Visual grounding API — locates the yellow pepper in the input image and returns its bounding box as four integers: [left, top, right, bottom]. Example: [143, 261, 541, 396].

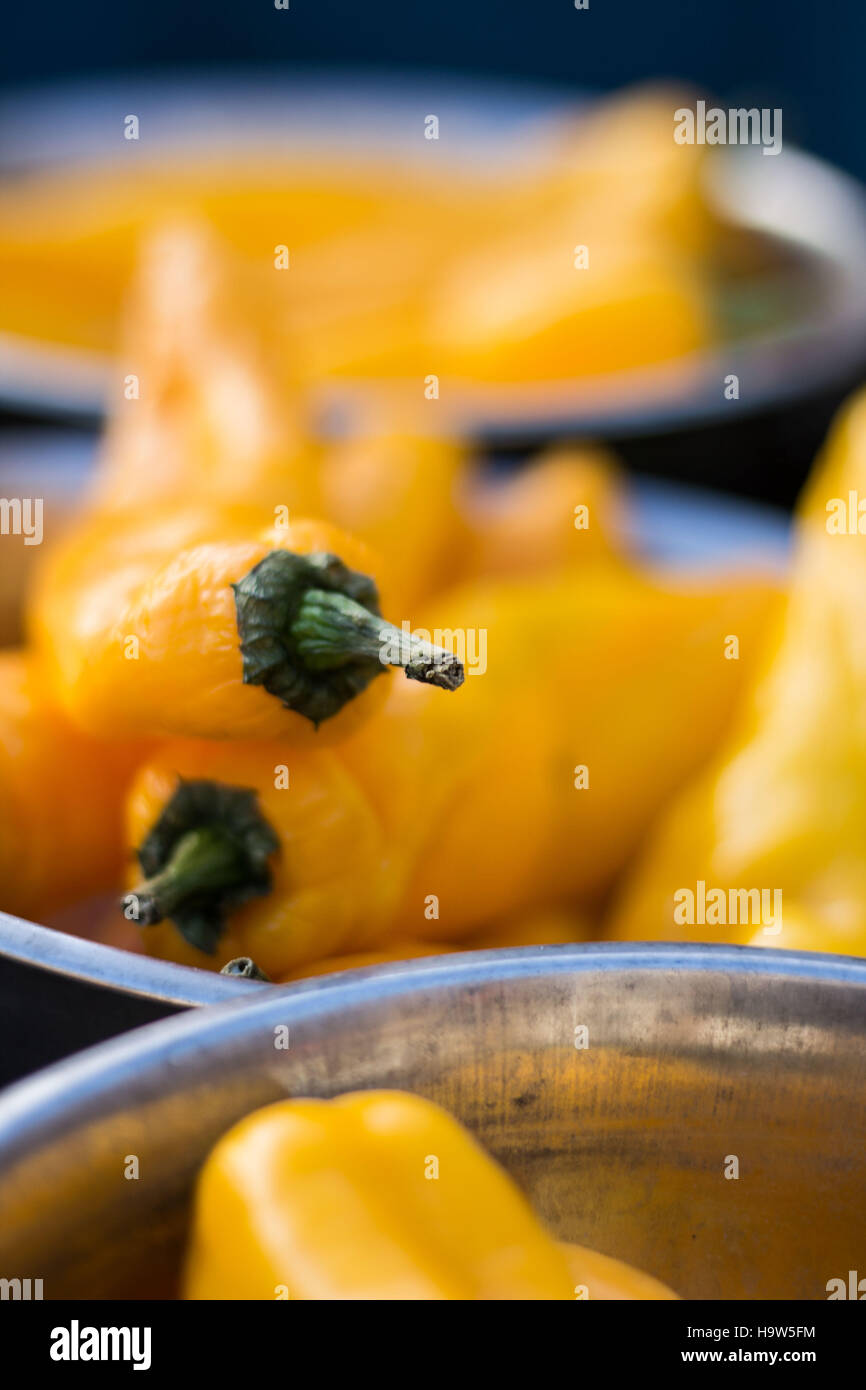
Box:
[460, 445, 626, 583]
[31, 227, 476, 736]
[608, 387, 866, 957]
[0, 87, 717, 388]
[123, 738, 390, 971]
[341, 564, 780, 936]
[91, 220, 321, 520]
[423, 88, 717, 385]
[0, 650, 145, 920]
[320, 424, 469, 609]
[31, 507, 463, 746]
[183, 1091, 677, 1299]
[429, 228, 711, 386]
[532, 85, 718, 259]
[0, 153, 480, 360]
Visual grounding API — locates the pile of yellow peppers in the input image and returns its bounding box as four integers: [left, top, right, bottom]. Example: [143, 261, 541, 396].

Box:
[1, 178, 862, 971]
[1, 212, 789, 979]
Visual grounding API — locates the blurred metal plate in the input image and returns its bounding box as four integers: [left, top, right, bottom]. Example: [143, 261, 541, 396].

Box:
[0, 943, 863, 1299]
[1, 72, 865, 436]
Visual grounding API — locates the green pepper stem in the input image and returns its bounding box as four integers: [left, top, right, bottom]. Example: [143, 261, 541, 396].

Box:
[291, 588, 465, 691]
[127, 827, 248, 926]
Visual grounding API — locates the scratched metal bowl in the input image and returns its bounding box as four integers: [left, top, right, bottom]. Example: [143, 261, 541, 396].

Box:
[0, 943, 863, 1300]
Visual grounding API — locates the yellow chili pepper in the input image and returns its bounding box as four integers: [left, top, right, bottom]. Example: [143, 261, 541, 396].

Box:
[123, 738, 389, 971]
[0, 650, 144, 920]
[534, 84, 718, 259]
[32, 507, 463, 746]
[183, 1090, 576, 1300]
[460, 445, 626, 582]
[91, 220, 321, 520]
[0, 86, 714, 385]
[428, 230, 710, 386]
[183, 1090, 677, 1300]
[608, 387, 866, 956]
[341, 564, 780, 937]
[320, 424, 469, 609]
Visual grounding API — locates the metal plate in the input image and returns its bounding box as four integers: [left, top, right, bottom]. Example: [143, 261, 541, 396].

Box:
[0, 943, 863, 1299]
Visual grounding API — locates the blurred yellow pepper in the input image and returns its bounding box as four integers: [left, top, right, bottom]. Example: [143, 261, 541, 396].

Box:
[0, 85, 722, 392]
[532, 85, 718, 260]
[339, 563, 779, 937]
[91, 221, 321, 520]
[459, 445, 626, 582]
[183, 1090, 677, 1300]
[429, 229, 711, 386]
[320, 424, 470, 610]
[0, 650, 144, 920]
[608, 388, 866, 957]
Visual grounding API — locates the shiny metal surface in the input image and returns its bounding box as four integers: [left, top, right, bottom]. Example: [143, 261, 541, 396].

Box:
[0, 943, 863, 1300]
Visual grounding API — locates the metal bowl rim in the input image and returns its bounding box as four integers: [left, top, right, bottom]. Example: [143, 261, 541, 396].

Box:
[0, 909, 258, 1006]
[1, 940, 864, 1155]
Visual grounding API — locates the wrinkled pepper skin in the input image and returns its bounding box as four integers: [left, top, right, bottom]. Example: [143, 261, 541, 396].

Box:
[0, 650, 144, 920]
[125, 739, 389, 976]
[183, 1091, 576, 1300]
[31, 506, 459, 746]
[608, 388, 866, 957]
[125, 562, 776, 969]
[340, 565, 780, 938]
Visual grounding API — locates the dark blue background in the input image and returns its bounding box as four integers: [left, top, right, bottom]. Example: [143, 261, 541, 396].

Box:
[4, 1, 863, 182]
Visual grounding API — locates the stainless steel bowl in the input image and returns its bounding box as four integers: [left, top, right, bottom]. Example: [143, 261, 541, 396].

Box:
[0, 943, 863, 1300]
